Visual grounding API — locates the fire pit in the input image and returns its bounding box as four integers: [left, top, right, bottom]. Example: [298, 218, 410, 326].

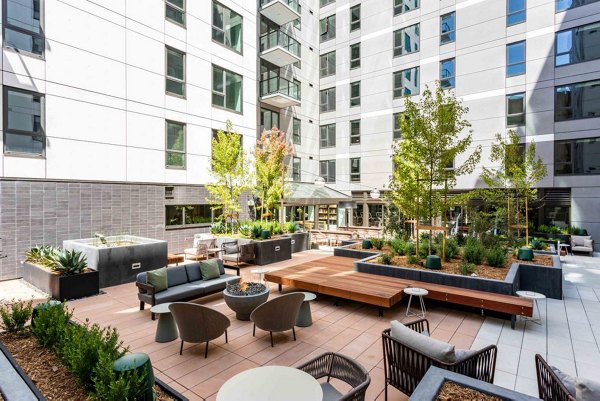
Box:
[223, 279, 269, 320]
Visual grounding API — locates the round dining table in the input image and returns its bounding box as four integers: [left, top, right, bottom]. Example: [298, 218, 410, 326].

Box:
[216, 365, 323, 401]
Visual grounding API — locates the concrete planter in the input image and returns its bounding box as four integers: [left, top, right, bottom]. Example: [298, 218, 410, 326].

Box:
[22, 262, 99, 300]
[223, 287, 270, 320]
[253, 237, 292, 265]
[63, 236, 168, 288]
[285, 232, 310, 253]
[334, 242, 381, 260]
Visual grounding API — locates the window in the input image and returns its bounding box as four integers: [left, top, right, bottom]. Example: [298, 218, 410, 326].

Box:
[440, 13, 455, 44]
[320, 51, 336, 77]
[394, 67, 420, 97]
[320, 87, 336, 112]
[320, 15, 336, 42]
[556, 22, 600, 66]
[507, 93, 525, 126]
[166, 121, 186, 168]
[440, 58, 455, 88]
[320, 160, 336, 183]
[507, 41, 526, 76]
[394, 24, 420, 56]
[393, 113, 402, 139]
[557, 0, 600, 12]
[350, 120, 360, 144]
[350, 43, 360, 69]
[556, 80, 600, 121]
[350, 81, 360, 107]
[321, 0, 335, 6]
[166, 204, 212, 227]
[350, 4, 360, 31]
[320, 124, 336, 148]
[166, 0, 185, 26]
[212, 65, 243, 113]
[292, 118, 301, 144]
[260, 108, 279, 131]
[292, 157, 301, 181]
[166, 47, 185, 97]
[350, 158, 361, 182]
[212, 1, 243, 53]
[555, 137, 600, 175]
[507, 0, 526, 26]
[394, 0, 419, 15]
[3, 0, 43, 55]
[3, 87, 44, 155]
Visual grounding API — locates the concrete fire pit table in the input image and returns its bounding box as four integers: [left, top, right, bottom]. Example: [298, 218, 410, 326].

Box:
[223, 283, 270, 320]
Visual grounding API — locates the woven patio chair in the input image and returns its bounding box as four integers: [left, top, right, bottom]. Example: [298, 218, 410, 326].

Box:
[250, 292, 304, 347]
[535, 354, 576, 401]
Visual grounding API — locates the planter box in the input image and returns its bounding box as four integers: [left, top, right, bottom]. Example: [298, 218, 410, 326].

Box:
[286, 232, 310, 253]
[63, 236, 168, 288]
[518, 255, 563, 299]
[0, 339, 46, 401]
[410, 367, 538, 401]
[334, 242, 381, 260]
[22, 262, 99, 300]
[253, 237, 292, 265]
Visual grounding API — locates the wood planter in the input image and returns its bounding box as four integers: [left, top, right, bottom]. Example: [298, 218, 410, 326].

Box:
[22, 262, 99, 301]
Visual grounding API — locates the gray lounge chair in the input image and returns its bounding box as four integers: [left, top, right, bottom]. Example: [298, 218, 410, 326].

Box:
[250, 292, 304, 347]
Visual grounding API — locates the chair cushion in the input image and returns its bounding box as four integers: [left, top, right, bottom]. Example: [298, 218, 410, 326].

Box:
[584, 239, 593, 248]
[455, 348, 478, 362]
[576, 377, 600, 401]
[321, 382, 343, 401]
[573, 246, 593, 253]
[224, 244, 239, 255]
[184, 247, 197, 255]
[551, 366, 576, 396]
[167, 266, 189, 287]
[146, 267, 168, 293]
[390, 320, 456, 363]
[572, 236, 591, 247]
[222, 253, 240, 262]
[185, 263, 202, 282]
[200, 259, 220, 281]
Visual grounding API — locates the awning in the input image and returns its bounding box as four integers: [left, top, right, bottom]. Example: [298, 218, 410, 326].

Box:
[283, 182, 351, 206]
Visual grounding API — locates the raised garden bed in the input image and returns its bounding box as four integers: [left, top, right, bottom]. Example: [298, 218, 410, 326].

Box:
[285, 232, 310, 253]
[334, 241, 381, 260]
[22, 262, 99, 301]
[253, 237, 292, 265]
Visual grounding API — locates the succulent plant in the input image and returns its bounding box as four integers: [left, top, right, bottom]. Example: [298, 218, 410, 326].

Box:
[51, 249, 88, 276]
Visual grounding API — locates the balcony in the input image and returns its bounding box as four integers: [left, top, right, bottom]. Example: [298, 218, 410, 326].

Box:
[259, 0, 300, 26]
[260, 77, 301, 108]
[260, 30, 301, 67]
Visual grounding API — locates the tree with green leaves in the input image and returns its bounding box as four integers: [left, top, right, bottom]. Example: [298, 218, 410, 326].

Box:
[480, 130, 547, 245]
[389, 84, 482, 255]
[206, 120, 252, 233]
[254, 127, 293, 222]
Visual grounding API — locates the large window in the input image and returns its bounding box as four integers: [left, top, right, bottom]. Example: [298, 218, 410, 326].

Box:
[320, 15, 336, 42]
[320, 0, 335, 6]
[166, 205, 212, 227]
[166, 0, 185, 26]
[350, 158, 361, 182]
[3, 87, 44, 155]
[350, 119, 360, 144]
[320, 124, 336, 148]
[507, 0, 526, 26]
[212, 1, 242, 53]
[166, 47, 185, 97]
[166, 121, 186, 169]
[350, 81, 360, 107]
[394, 24, 420, 57]
[320, 51, 336, 77]
[350, 4, 360, 31]
[394, 0, 420, 15]
[260, 108, 279, 131]
[556, 22, 600, 67]
[320, 160, 336, 183]
[292, 157, 301, 181]
[3, 0, 44, 56]
[555, 80, 600, 121]
[440, 12, 455, 44]
[555, 137, 600, 175]
[292, 118, 301, 144]
[320, 87, 336, 112]
[440, 58, 455, 89]
[507, 93, 525, 127]
[507, 41, 526, 76]
[557, 0, 600, 12]
[212, 65, 243, 113]
[394, 66, 420, 97]
[350, 43, 360, 69]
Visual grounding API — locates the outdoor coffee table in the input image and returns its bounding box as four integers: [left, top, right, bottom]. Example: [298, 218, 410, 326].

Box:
[516, 290, 546, 325]
[150, 303, 178, 343]
[296, 292, 317, 327]
[404, 287, 428, 318]
[167, 253, 184, 266]
[216, 366, 322, 401]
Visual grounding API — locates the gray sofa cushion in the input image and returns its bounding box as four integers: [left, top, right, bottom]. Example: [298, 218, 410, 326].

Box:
[167, 266, 189, 287]
[551, 366, 576, 396]
[390, 320, 456, 363]
[216, 259, 225, 275]
[576, 377, 600, 401]
[191, 274, 240, 293]
[154, 283, 204, 303]
[185, 263, 202, 282]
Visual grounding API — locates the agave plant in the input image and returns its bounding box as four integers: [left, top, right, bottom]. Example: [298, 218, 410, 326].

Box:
[25, 246, 43, 263]
[25, 245, 60, 267]
[238, 224, 252, 238]
[51, 249, 88, 276]
[285, 222, 298, 233]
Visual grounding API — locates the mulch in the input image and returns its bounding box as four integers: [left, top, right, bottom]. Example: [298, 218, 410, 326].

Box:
[436, 381, 502, 401]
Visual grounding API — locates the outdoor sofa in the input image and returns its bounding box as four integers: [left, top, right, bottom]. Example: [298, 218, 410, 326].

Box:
[570, 235, 594, 255]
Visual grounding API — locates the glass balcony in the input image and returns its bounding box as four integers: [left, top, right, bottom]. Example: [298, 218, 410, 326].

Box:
[260, 30, 301, 67]
[260, 77, 301, 108]
[259, 0, 300, 26]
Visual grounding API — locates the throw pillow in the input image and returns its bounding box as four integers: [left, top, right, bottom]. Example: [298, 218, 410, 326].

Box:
[550, 366, 576, 396]
[576, 377, 600, 401]
[200, 259, 221, 281]
[146, 267, 168, 292]
[224, 244, 239, 255]
[584, 239, 593, 248]
[390, 320, 456, 363]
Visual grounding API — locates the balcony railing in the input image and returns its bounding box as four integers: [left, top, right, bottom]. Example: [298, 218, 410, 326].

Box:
[260, 0, 300, 14]
[260, 30, 300, 58]
[260, 77, 300, 100]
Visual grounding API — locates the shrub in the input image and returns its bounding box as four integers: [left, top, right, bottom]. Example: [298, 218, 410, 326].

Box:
[388, 238, 406, 256]
[537, 224, 550, 233]
[407, 254, 420, 265]
[369, 237, 385, 250]
[0, 299, 33, 334]
[455, 231, 466, 246]
[486, 247, 507, 268]
[380, 253, 394, 265]
[418, 244, 433, 259]
[92, 351, 146, 400]
[31, 302, 73, 349]
[480, 232, 499, 248]
[238, 224, 252, 237]
[269, 221, 283, 236]
[459, 262, 477, 275]
[251, 224, 262, 239]
[463, 237, 485, 265]
[210, 222, 225, 234]
[568, 226, 585, 235]
[443, 238, 460, 259]
[285, 222, 298, 233]
[52, 249, 88, 276]
[529, 239, 545, 251]
[404, 241, 416, 256]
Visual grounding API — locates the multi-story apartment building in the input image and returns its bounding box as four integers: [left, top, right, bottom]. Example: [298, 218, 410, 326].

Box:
[1, 0, 599, 279]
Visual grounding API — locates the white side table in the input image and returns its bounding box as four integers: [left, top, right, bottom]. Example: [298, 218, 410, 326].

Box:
[251, 268, 270, 285]
[404, 287, 429, 318]
[516, 290, 546, 325]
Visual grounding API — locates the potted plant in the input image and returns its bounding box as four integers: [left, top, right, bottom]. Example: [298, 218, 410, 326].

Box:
[223, 279, 269, 320]
[22, 246, 99, 300]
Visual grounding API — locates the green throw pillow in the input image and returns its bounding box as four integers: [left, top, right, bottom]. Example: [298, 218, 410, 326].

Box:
[200, 259, 221, 281]
[146, 267, 168, 292]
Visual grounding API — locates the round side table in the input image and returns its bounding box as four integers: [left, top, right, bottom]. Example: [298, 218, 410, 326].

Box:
[150, 303, 178, 343]
[516, 290, 546, 325]
[404, 287, 429, 318]
[251, 268, 270, 285]
[296, 292, 317, 327]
